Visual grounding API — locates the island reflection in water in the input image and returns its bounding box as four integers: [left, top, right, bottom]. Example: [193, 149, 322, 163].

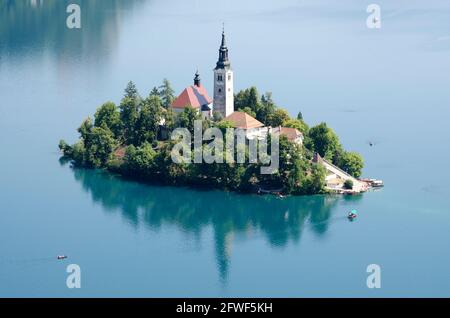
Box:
[68, 164, 362, 283]
[0, 0, 145, 62]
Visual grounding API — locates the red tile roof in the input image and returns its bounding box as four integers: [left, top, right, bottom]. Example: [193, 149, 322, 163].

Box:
[114, 146, 126, 159]
[224, 111, 264, 129]
[273, 126, 303, 141]
[171, 84, 212, 109]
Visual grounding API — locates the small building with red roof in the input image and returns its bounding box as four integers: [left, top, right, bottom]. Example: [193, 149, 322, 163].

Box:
[224, 111, 269, 140]
[171, 72, 213, 119]
[271, 126, 304, 145]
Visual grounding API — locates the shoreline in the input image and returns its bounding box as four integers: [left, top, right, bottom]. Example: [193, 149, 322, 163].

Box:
[64, 158, 382, 197]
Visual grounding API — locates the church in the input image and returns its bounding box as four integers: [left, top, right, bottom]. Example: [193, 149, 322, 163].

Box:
[170, 29, 304, 145]
[171, 29, 234, 119]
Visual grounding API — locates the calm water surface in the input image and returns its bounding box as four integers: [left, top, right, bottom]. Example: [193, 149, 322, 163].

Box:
[1, 0, 450, 297]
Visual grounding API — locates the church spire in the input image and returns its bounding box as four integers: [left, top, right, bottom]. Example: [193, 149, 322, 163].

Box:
[221, 23, 226, 47]
[215, 27, 230, 70]
[213, 24, 234, 118]
[194, 70, 201, 87]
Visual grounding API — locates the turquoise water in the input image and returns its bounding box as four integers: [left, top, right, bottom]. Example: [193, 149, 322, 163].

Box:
[1, 0, 450, 297]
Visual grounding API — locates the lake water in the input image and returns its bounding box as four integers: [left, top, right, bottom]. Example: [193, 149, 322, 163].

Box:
[1, 0, 450, 297]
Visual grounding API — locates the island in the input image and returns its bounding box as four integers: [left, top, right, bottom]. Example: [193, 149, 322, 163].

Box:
[59, 30, 374, 196]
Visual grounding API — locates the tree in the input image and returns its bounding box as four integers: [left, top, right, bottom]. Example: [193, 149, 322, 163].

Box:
[216, 120, 234, 130]
[215, 120, 235, 138]
[124, 81, 138, 99]
[78, 117, 94, 141]
[234, 87, 260, 117]
[266, 108, 290, 127]
[94, 102, 122, 138]
[153, 141, 191, 184]
[83, 127, 117, 168]
[258, 92, 276, 124]
[120, 81, 142, 144]
[283, 118, 309, 135]
[343, 179, 354, 190]
[119, 97, 140, 144]
[240, 106, 256, 118]
[134, 95, 164, 145]
[177, 106, 200, 134]
[337, 151, 364, 178]
[256, 135, 300, 191]
[246, 87, 260, 113]
[307, 123, 342, 161]
[124, 143, 157, 177]
[159, 78, 175, 109]
[58, 140, 72, 156]
[304, 163, 326, 194]
[297, 111, 303, 120]
[234, 88, 284, 126]
[149, 86, 160, 97]
[279, 137, 304, 193]
[162, 107, 176, 131]
[71, 140, 86, 165]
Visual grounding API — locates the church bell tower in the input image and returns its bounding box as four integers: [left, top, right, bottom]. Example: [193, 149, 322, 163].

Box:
[213, 28, 234, 118]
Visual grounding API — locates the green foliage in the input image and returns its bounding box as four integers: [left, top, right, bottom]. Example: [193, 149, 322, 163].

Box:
[59, 80, 366, 196]
[58, 140, 72, 156]
[240, 106, 256, 118]
[77, 117, 94, 140]
[299, 163, 326, 194]
[215, 120, 234, 132]
[308, 123, 363, 177]
[83, 127, 117, 168]
[343, 179, 354, 190]
[276, 135, 304, 192]
[297, 111, 303, 120]
[133, 95, 163, 146]
[283, 119, 309, 135]
[307, 122, 342, 161]
[94, 102, 122, 138]
[123, 143, 157, 176]
[119, 97, 139, 144]
[234, 88, 285, 127]
[234, 87, 261, 118]
[258, 92, 276, 124]
[337, 151, 364, 178]
[176, 106, 200, 134]
[153, 142, 191, 184]
[266, 108, 290, 127]
[71, 140, 86, 165]
[159, 78, 175, 109]
[162, 107, 176, 131]
[149, 86, 160, 97]
[72, 116, 117, 167]
[124, 81, 139, 100]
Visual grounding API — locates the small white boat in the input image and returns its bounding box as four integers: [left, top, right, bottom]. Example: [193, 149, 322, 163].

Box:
[371, 179, 384, 187]
[57, 255, 68, 260]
